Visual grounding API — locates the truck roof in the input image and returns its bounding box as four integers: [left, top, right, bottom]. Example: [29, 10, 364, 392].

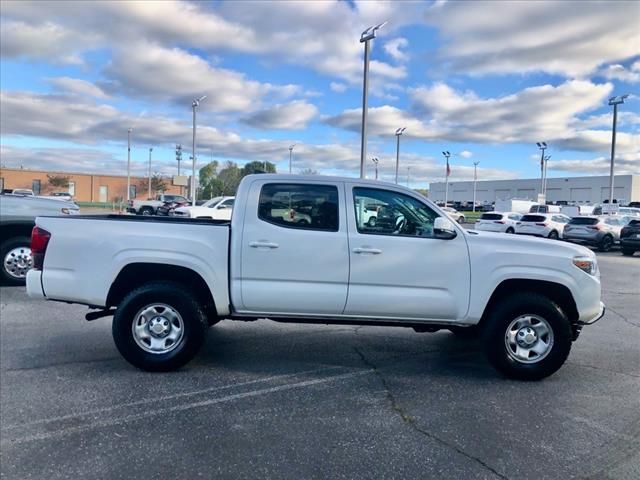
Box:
[243, 174, 406, 189]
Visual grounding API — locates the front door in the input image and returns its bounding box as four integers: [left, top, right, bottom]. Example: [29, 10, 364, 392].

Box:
[345, 185, 471, 321]
[237, 180, 349, 315]
[99, 186, 108, 203]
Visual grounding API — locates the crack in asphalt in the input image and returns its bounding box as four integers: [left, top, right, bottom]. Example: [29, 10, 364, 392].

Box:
[607, 306, 640, 328]
[567, 361, 640, 378]
[353, 346, 510, 480]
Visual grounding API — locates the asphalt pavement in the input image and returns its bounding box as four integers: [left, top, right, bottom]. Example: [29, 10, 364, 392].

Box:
[1, 252, 638, 479]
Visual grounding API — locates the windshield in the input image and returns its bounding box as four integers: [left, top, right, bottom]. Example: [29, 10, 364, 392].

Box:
[202, 196, 224, 208]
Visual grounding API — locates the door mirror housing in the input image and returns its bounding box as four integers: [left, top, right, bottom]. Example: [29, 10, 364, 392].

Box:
[434, 217, 457, 240]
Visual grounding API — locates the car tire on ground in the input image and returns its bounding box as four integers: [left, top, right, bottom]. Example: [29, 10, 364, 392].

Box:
[367, 217, 377, 227]
[483, 292, 572, 381]
[621, 248, 635, 256]
[458, 216, 465, 224]
[112, 281, 208, 372]
[0, 236, 33, 286]
[140, 206, 154, 216]
[548, 230, 559, 240]
[506, 227, 515, 234]
[598, 234, 613, 252]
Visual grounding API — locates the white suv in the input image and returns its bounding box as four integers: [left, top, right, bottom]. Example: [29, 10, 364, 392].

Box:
[475, 212, 522, 234]
[515, 213, 571, 239]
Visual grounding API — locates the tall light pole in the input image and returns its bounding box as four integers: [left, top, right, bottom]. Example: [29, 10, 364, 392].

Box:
[126, 128, 132, 201]
[148, 147, 153, 199]
[175, 144, 183, 196]
[542, 154, 551, 196]
[536, 142, 547, 198]
[472, 161, 480, 212]
[442, 151, 451, 205]
[191, 95, 207, 206]
[289, 144, 296, 174]
[394, 127, 406, 184]
[406, 166, 411, 188]
[359, 21, 387, 179]
[608, 94, 629, 204]
[371, 157, 379, 180]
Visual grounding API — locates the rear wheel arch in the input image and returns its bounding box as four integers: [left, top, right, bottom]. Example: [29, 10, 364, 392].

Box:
[107, 263, 218, 324]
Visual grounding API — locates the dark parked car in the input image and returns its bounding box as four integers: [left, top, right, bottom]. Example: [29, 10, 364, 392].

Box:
[156, 199, 190, 216]
[620, 219, 640, 256]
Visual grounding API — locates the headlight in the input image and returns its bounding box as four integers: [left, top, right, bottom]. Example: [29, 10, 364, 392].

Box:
[573, 256, 598, 276]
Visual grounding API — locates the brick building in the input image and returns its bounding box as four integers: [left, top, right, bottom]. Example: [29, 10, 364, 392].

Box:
[0, 167, 181, 202]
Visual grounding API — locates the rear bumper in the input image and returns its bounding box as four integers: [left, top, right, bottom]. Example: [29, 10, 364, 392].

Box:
[578, 301, 605, 325]
[620, 238, 640, 247]
[26, 270, 46, 300]
[564, 235, 600, 246]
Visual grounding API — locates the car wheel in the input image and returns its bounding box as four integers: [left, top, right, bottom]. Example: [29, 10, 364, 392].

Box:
[449, 325, 480, 339]
[483, 293, 572, 380]
[621, 248, 635, 256]
[367, 217, 377, 227]
[548, 230, 559, 240]
[598, 235, 613, 252]
[506, 227, 515, 234]
[457, 216, 465, 224]
[140, 207, 154, 216]
[0, 237, 33, 286]
[112, 282, 207, 371]
[297, 219, 310, 226]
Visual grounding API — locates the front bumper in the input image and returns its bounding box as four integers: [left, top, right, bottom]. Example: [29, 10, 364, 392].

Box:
[578, 301, 605, 325]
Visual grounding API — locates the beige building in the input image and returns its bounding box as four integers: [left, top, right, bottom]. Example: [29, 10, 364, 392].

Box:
[0, 167, 181, 203]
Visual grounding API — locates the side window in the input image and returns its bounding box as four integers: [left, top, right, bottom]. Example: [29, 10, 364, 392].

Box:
[258, 183, 339, 232]
[353, 187, 439, 238]
[219, 199, 235, 208]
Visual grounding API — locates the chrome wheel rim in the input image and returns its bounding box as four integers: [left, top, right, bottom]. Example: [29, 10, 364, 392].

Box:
[132, 304, 184, 354]
[3, 246, 33, 279]
[504, 314, 554, 364]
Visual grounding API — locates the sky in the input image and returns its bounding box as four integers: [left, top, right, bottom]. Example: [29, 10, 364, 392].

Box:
[0, 0, 639, 188]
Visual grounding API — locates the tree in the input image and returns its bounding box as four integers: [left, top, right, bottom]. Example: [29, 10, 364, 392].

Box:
[299, 168, 318, 175]
[242, 161, 276, 175]
[217, 161, 242, 196]
[198, 161, 220, 199]
[47, 174, 70, 190]
[137, 174, 168, 198]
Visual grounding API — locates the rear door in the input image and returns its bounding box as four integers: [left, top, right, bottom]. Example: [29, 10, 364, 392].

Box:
[236, 180, 349, 315]
[344, 185, 471, 320]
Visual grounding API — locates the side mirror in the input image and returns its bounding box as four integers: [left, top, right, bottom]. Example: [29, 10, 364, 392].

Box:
[434, 217, 457, 240]
[217, 204, 227, 209]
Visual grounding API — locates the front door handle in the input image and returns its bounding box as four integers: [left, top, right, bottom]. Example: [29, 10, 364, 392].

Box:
[249, 241, 279, 249]
[353, 247, 382, 255]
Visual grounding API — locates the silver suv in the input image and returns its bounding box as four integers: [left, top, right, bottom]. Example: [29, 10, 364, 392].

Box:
[563, 215, 630, 252]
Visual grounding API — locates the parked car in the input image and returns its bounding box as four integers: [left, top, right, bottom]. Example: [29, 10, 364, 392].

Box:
[127, 194, 190, 215]
[11, 188, 34, 196]
[515, 213, 571, 239]
[529, 204, 561, 214]
[27, 174, 604, 380]
[156, 198, 190, 216]
[48, 192, 73, 201]
[442, 206, 465, 224]
[620, 219, 640, 256]
[475, 212, 522, 234]
[172, 196, 235, 220]
[563, 216, 630, 252]
[0, 194, 79, 285]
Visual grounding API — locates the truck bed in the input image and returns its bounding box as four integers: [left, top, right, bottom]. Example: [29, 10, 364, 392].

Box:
[44, 214, 230, 226]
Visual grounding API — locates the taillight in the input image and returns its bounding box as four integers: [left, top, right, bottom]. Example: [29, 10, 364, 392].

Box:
[535, 223, 548, 227]
[587, 225, 601, 230]
[31, 227, 51, 270]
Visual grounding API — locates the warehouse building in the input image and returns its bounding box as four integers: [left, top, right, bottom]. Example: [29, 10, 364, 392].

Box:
[430, 174, 640, 205]
[0, 167, 181, 203]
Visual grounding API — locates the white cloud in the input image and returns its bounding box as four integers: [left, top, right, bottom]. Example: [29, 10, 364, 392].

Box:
[330, 82, 347, 93]
[243, 101, 318, 130]
[547, 153, 639, 176]
[46, 77, 109, 99]
[600, 63, 640, 84]
[458, 150, 473, 159]
[383, 37, 409, 62]
[425, 0, 640, 77]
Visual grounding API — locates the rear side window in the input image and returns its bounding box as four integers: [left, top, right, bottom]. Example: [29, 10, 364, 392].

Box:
[520, 215, 546, 222]
[569, 217, 598, 225]
[480, 213, 503, 220]
[628, 220, 640, 227]
[258, 183, 339, 232]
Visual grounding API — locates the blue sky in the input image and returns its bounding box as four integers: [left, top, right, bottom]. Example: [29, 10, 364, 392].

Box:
[1, 0, 638, 188]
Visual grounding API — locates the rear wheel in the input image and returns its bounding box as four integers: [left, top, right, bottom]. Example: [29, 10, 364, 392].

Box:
[457, 216, 465, 224]
[1, 237, 32, 286]
[506, 227, 515, 234]
[548, 230, 559, 240]
[621, 248, 635, 256]
[598, 235, 613, 252]
[112, 282, 207, 371]
[483, 293, 572, 380]
[140, 206, 154, 216]
[367, 217, 377, 227]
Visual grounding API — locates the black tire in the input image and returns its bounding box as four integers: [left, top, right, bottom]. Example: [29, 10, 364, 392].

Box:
[112, 282, 207, 371]
[449, 325, 480, 339]
[506, 227, 515, 234]
[457, 216, 465, 224]
[483, 293, 572, 381]
[548, 230, 559, 240]
[367, 217, 377, 227]
[140, 206, 154, 216]
[621, 248, 635, 256]
[598, 235, 613, 252]
[0, 236, 32, 286]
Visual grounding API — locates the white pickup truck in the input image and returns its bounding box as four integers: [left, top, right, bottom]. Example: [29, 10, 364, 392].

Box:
[27, 175, 604, 380]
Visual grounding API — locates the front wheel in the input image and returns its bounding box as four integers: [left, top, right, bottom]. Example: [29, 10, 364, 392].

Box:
[112, 282, 207, 371]
[483, 293, 572, 380]
[140, 206, 154, 216]
[598, 235, 613, 252]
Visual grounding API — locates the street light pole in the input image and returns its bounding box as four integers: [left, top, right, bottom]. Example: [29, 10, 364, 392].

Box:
[406, 166, 411, 188]
[473, 161, 480, 212]
[608, 94, 629, 204]
[371, 157, 379, 180]
[394, 127, 406, 184]
[126, 128, 132, 201]
[542, 154, 551, 196]
[191, 95, 207, 206]
[359, 22, 387, 179]
[536, 142, 547, 198]
[442, 151, 451, 205]
[289, 144, 295, 174]
[148, 147, 153, 199]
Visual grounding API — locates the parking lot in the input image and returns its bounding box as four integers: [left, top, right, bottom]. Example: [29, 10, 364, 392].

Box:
[0, 251, 638, 479]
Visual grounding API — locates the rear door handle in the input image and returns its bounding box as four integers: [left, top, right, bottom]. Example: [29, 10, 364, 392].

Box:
[249, 241, 279, 249]
[353, 247, 382, 255]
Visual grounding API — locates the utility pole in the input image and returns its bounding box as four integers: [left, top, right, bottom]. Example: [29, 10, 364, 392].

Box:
[542, 155, 551, 196]
[126, 128, 132, 201]
[289, 144, 295, 174]
[608, 95, 629, 204]
[442, 151, 451, 205]
[175, 144, 182, 196]
[473, 161, 480, 212]
[394, 127, 406, 184]
[536, 142, 547, 199]
[406, 166, 411, 188]
[148, 147, 153, 199]
[191, 95, 207, 206]
[371, 157, 379, 180]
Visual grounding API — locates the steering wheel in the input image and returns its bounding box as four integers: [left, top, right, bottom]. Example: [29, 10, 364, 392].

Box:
[393, 215, 407, 234]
